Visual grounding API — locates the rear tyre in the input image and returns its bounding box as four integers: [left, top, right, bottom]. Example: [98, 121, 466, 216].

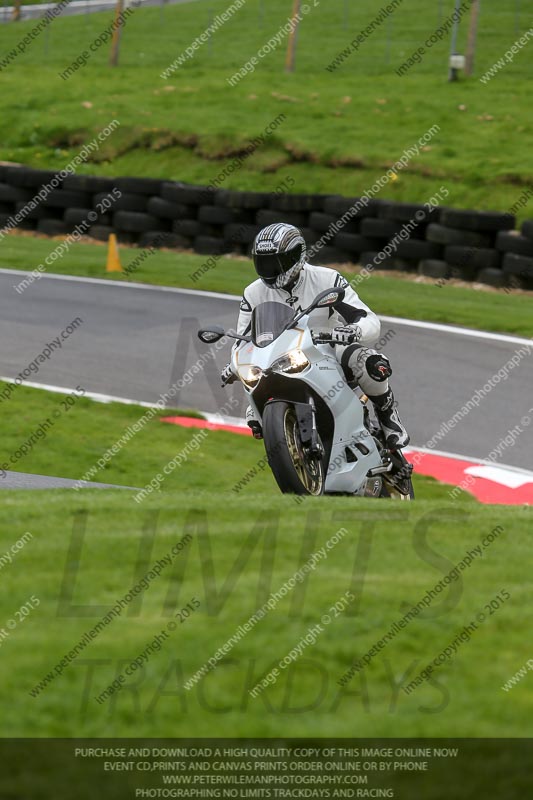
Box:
[262, 402, 325, 496]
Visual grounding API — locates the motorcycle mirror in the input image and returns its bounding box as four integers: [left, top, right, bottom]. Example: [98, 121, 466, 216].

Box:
[198, 326, 225, 344]
[315, 287, 345, 308]
[287, 286, 346, 331]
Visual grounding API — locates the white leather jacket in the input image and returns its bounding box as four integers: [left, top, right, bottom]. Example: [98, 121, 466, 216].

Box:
[234, 263, 381, 346]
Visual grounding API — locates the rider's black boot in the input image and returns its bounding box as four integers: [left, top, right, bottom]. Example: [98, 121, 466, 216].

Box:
[368, 388, 410, 450]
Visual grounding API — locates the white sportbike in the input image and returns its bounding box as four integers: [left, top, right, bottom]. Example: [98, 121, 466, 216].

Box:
[198, 288, 414, 499]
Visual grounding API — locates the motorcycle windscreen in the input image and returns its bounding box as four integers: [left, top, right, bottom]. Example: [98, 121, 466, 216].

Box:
[250, 302, 295, 348]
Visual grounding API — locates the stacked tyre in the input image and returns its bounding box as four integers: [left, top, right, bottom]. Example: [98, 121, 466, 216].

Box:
[1, 166, 533, 292]
[498, 221, 533, 290]
[374, 201, 442, 273]
[305, 196, 378, 265]
[421, 209, 514, 286]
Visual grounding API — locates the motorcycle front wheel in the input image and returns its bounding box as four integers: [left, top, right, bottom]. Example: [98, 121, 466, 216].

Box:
[262, 401, 325, 496]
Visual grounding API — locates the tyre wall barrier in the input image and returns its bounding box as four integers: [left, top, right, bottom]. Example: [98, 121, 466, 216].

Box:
[1, 165, 532, 289]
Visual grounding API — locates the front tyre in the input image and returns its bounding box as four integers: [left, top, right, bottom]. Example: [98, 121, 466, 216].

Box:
[262, 401, 325, 496]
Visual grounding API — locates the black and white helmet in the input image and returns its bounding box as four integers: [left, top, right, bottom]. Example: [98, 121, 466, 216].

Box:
[252, 223, 306, 289]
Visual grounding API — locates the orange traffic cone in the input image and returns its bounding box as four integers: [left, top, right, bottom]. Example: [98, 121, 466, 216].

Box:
[106, 233, 122, 272]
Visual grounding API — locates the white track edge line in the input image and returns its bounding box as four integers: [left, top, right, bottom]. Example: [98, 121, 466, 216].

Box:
[404, 445, 533, 478]
[1, 268, 531, 346]
[380, 315, 532, 346]
[0, 268, 238, 303]
[0, 377, 159, 408]
[3, 374, 530, 479]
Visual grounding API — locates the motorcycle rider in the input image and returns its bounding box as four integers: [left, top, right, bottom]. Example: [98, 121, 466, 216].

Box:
[221, 222, 410, 450]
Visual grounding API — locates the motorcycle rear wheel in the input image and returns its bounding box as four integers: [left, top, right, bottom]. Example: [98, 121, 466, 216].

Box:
[263, 402, 325, 496]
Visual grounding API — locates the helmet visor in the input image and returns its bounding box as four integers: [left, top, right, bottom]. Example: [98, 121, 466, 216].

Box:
[253, 243, 303, 283]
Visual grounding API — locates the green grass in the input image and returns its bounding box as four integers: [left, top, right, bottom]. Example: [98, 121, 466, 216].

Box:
[3, 233, 533, 337]
[0, 0, 532, 216]
[1, 488, 531, 738]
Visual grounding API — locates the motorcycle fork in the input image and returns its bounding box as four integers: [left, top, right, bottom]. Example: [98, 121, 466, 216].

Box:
[296, 394, 323, 459]
[307, 395, 323, 457]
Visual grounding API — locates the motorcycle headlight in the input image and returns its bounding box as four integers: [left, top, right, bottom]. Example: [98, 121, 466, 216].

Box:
[237, 365, 263, 388]
[271, 349, 310, 375]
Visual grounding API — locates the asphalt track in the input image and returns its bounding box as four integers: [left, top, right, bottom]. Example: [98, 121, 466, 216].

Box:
[0, 270, 531, 477]
[0, 470, 132, 488]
